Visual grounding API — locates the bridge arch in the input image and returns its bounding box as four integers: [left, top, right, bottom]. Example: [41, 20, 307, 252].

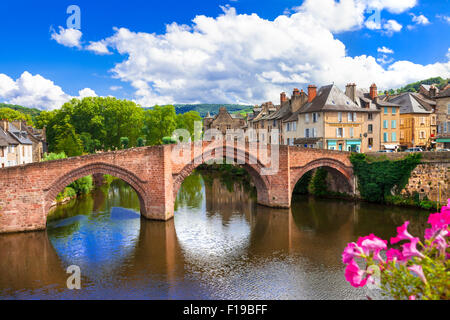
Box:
[290, 158, 355, 200]
[172, 147, 271, 207]
[44, 162, 149, 218]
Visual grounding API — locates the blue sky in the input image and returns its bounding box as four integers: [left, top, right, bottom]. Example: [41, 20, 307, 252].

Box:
[0, 0, 449, 109]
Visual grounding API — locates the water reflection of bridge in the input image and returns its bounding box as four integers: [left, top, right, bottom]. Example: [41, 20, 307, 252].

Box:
[0, 175, 427, 298]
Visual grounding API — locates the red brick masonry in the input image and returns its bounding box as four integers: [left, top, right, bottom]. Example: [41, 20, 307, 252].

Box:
[0, 142, 354, 233]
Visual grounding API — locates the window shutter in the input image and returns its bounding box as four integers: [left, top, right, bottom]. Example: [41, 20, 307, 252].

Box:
[342, 128, 345, 137]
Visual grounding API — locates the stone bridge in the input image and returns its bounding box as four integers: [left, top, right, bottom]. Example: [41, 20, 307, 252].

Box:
[0, 142, 355, 233]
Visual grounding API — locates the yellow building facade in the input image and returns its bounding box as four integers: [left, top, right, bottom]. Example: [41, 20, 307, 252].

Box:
[379, 104, 401, 150]
[400, 114, 433, 148]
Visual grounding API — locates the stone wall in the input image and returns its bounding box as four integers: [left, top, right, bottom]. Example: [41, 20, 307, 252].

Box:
[366, 151, 450, 204]
[401, 162, 449, 204]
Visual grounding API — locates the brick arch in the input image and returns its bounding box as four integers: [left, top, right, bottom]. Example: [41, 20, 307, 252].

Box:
[172, 148, 271, 207]
[290, 158, 355, 197]
[44, 162, 149, 218]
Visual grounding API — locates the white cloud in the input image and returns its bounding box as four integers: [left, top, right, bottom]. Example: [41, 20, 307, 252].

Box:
[447, 49, 450, 61]
[0, 72, 97, 110]
[364, 0, 417, 13]
[50, 26, 82, 48]
[78, 6, 448, 106]
[382, 19, 403, 34]
[377, 46, 394, 54]
[86, 40, 112, 55]
[411, 14, 430, 25]
[377, 54, 394, 65]
[437, 15, 450, 24]
[78, 88, 97, 98]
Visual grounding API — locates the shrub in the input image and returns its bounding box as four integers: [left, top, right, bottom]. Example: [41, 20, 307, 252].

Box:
[350, 153, 421, 203]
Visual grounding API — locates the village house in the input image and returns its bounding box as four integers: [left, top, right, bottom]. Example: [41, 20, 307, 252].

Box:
[0, 126, 19, 168]
[0, 120, 47, 167]
[203, 107, 246, 139]
[435, 87, 450, 149]
[285, 84, 378, 152]
[387, 92, 434, 149]
[365, 84, 401, 151]
[249, 88, 308, 145]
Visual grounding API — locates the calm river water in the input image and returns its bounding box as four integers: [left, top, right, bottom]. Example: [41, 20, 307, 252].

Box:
[0, 171, 429, 300]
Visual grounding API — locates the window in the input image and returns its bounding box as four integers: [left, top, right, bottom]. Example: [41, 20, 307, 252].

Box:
[368, 124, 373, 133]
[273, 120, 277, 127]
[384, 107, 388, 114]
[368, 138, 373, 147]
[447, 104, 450, 115]
[383, 120, 389, 129]
[391, 120, 397, 129]
[420, 131, 425, 139]
[400, 119, 404, 126]
[292, 122, 297, 131]
[338, 112, 342, 122]
[392, 108, 397, 115]
[401, 131, 405, 139]
[305, 114, 310, 123]
[384, 132, 389, 142]
[305, 128, 310, 138]
[392, 132, 397, 142]
[312, 128, 317, 138]
[337, 128, 344, 138]
[348, 112, 357, 122]
[313, 113, 318, 123]
[368, 113, 373, 120]
[286, 123, 290, 132]
[350, 127, 354, 138]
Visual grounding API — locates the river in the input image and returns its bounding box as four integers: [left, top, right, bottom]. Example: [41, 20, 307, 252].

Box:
[0, 170, 429, 300]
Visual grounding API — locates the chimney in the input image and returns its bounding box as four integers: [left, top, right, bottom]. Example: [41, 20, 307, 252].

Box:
[370, 83, 378, 100]
[280, 92, 287, 104]
[430, 85, 437, 98]
[291, 89, 309, 113]
[0, 120, 9, 132]
[292, 88, 300, 97]
[11, 120, 22, 131]
[308, 85, 317, 103]
[345, 83, 357, 103]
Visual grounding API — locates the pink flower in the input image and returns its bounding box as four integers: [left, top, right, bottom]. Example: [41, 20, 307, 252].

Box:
[391, 221, 415, 244]
[408, 265, 427, 284]
[345, 260, 368, 288]
[386, 248, 404, 263]
[357, 234, 387, 255]
[409, 295, 416, 300]
[401, 237, 425, 260]
[433, 231, 448, 256]
[427, 211, 450, 230]
[342, 242, 364, 264]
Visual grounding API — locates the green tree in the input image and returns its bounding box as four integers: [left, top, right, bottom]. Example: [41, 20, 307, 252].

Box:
[80, 132, 101, 154]
[144, 105, 177, 145]
[176, 110, 202, 139]
[0, 107, 33, 124]
[55, 124, 83, 157]
[120, 137, 129, 149]
[34, 110, 55, 129]
[137, 137, 145, 147]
